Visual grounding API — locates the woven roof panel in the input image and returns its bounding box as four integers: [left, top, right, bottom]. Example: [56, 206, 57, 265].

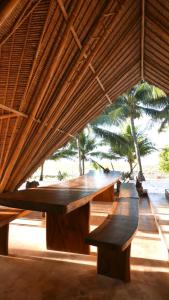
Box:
[0, 0, 168, 191]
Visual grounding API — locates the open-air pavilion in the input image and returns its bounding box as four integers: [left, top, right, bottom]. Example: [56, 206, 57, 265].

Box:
[0, 0, 169, 299]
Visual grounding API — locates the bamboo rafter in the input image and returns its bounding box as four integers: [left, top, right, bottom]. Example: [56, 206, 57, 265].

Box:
[1, 0, 169, 192]
[141, 0, 145, 80]
[0, 113, 17, 120]
[57, 0, 112, 104]
[6, 0, 127, 190]
[0, 0, 42, 47]
[0, 0, 85, 191]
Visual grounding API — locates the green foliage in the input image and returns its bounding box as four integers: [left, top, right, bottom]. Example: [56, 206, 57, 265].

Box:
[57, 170, 68, 181]
[159, 147, 169, 173]
[93, 123, 156, 174]
[92, 82, 166, 127]
[50, 147, 76, 160]
[91, 82, 165, 178]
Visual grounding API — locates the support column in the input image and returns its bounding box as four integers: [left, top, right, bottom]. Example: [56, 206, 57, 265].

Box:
[97, 244, 131, 282]
[46, 202, 90, 254]
[0, 224, 9, 255]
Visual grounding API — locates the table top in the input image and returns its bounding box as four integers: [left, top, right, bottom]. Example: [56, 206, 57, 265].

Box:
[0, 171, 121, 214]
[42, 170, 121, 190]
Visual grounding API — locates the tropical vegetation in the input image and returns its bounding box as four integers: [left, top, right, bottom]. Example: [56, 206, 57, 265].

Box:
[93, 124, 156, 179]
[92, 81, 166, 180]
[159, 147, 169, 173]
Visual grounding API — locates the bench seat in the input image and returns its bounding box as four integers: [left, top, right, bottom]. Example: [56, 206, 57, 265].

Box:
[0, 206, 29, 255]
[119, 182, 139, 198]
[86, 183, 139, 282]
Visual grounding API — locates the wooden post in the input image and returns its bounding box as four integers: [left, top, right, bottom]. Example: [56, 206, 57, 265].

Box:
[46, 202, 90, 254]
[97, 244, 131, 282]
[0, 224, 9, 255]
[93, 186, 114, 202]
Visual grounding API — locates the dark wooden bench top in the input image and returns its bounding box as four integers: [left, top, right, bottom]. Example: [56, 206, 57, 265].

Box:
[0, 206, 30, 255]
[119, 182, 138, 198]
[0, 206, 29, 227]
[86, 197, 139, 251]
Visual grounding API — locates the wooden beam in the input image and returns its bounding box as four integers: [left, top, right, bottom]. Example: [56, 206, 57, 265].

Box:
[141, 0, 145, 80]
[0, 114, 17, 120]
[0, 103, 27, 118]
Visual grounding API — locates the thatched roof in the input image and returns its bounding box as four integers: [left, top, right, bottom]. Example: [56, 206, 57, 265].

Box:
[0, 0, 169, 191]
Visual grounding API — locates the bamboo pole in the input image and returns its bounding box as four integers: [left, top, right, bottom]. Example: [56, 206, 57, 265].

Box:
[0, 0, 84, 192]
[13, 100, 108, 190]
[9, 56, 138, 190]
[0, 114, 17, 120]
[141, 0, 145, 80]
[0, 0, 42, 47]
[8, 0, 133, 190]
[0, 103, 28, 118]
[57, 0, 112, 104]
[9, 0, 126, 183]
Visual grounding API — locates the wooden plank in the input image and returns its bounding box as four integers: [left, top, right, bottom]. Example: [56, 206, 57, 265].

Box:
[85, 197, 138, 251]
[0, 189, 93, 214]
[47, 171, 120, 190]
[0, 172, 120, 212]
[119, 182, 139, 198]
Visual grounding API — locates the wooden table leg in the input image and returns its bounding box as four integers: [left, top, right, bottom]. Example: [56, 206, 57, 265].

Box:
[0, 224, 9, 255]
[46, 202, 90, 254]
[93, 185, 114, 202]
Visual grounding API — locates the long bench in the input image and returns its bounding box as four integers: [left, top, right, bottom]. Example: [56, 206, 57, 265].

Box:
[85, 182, 139, 282]
[0, 206, 29, 255]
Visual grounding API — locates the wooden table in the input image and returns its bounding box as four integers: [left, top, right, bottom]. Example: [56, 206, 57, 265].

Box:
[0, 171, 120, 254]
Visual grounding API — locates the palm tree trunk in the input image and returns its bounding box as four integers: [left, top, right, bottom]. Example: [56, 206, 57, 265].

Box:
[129, 160, 133, 175]
[82, 158, 85, 175]
[77, 135, 83, 176]
[130, 116, 145, 181]
[39, 163, 44, 181]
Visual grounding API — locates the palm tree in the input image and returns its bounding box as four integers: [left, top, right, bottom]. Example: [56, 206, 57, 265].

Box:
[93, 124, 156, 179]
[71, 130, 111, 175]
[39, 163, 44, 181]
[50, 129, 110, 176]
[92, 82, 165, 180]
[157, 97, 169, 132]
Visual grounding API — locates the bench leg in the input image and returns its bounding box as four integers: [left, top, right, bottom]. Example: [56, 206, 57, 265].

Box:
[97, 244, 131, 282]
[0, 224, 9, 255]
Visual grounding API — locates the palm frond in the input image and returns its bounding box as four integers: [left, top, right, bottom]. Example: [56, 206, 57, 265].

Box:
[138, 106, 164, 119]
[93, 126, 127, 147]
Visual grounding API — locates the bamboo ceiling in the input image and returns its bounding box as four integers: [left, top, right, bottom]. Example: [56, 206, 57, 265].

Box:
[0, 0, 169, 192]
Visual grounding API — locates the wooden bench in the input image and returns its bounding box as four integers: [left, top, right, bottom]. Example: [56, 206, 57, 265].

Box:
[0, 206, 29, 255]
[119, 182, 139, 198]
[85, 182, 139, 282]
